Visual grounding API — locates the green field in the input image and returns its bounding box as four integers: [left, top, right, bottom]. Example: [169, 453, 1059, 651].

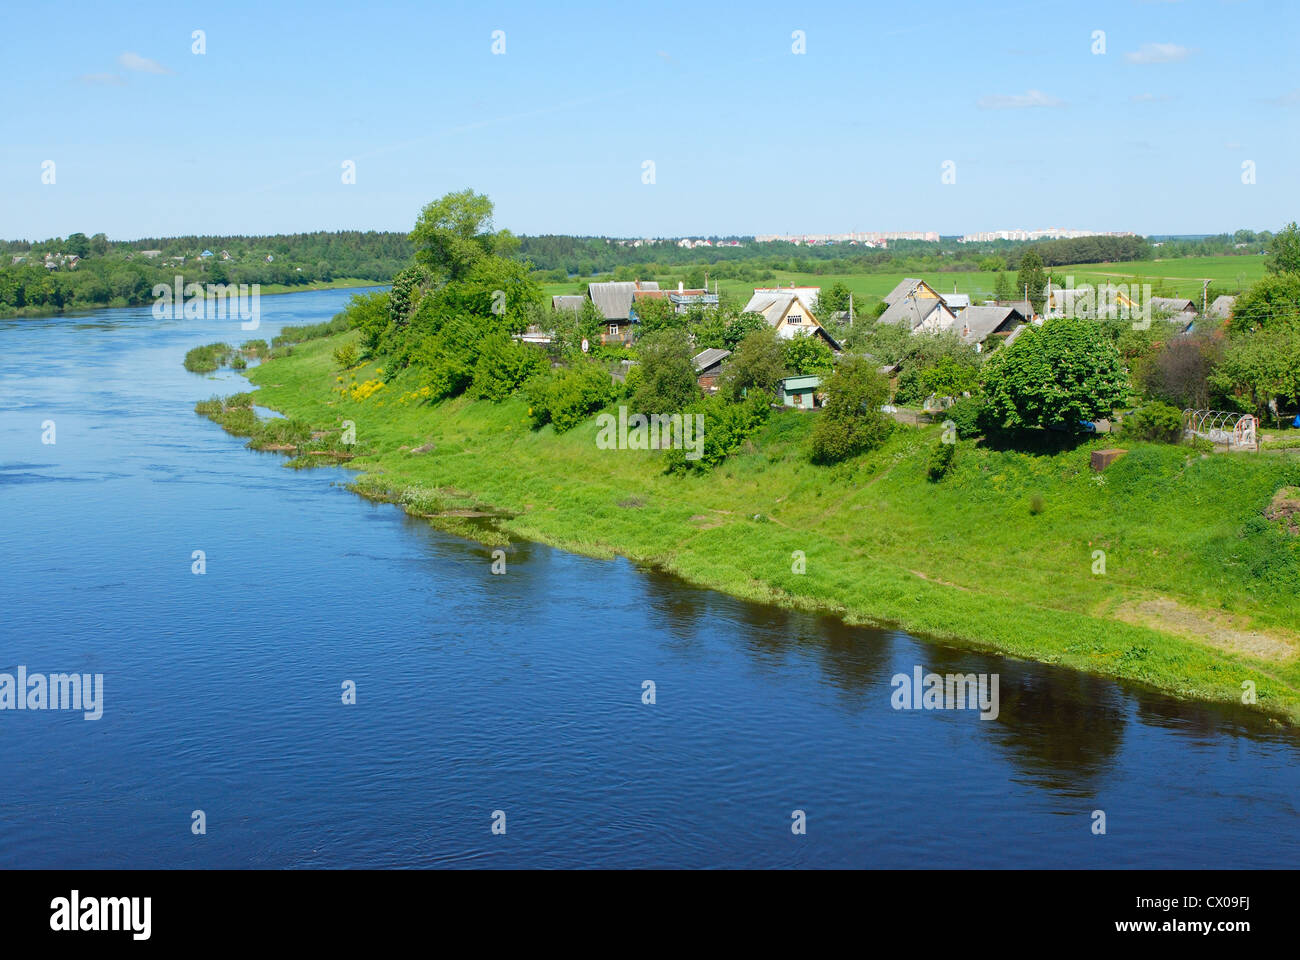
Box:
[543, 255, 1268, 307]
[235, 331, 1300, 723]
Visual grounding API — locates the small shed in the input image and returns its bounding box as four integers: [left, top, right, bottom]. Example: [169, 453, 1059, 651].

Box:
[692, 348, 730, 393]
[779, 374, 822, 409]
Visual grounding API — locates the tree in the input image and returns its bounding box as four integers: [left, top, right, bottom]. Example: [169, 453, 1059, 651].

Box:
[631, 329, 700, 413]
[718, 326, 785, 402]
[64, 233, 90, 258]
[1016, 250, 1047, 313]
[994, 271, 1016, 302]
[1231, 273, 1300, 332]
[808, 355, 892, 464]
[1265, 221, 1300, 275]
[1209, 325, 1300, 424]
[410, 189, 515, 281]
[783, 332, 835, 376]
[980, 316, 1129, 431]
[819, 282, 852, 318]
[722, 311, 768, 350]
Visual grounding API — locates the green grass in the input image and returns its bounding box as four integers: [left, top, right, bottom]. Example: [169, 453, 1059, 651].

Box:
[542, 255, 1268, 306]
[236, 331, 1300, 723]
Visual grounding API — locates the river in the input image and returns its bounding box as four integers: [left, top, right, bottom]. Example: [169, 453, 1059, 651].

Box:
[0, 287, 1295, 868]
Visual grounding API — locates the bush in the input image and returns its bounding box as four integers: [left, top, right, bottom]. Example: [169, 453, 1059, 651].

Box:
[809, 355, 893, 465]
[664, 392, 771, 473]
[470, 333, 543, 401]
[1122, 401, 1184, 444]
[526, 364, 615, 432]
[927, 440, 956, 481]
[333, 343, 359, 369]
[943, 395, 986, 439]
[183, 342, 235, 373]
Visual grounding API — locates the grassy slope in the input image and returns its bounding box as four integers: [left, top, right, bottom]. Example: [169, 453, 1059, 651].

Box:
[245, 332, 1300, 722]
[541, 255, 1267, 304]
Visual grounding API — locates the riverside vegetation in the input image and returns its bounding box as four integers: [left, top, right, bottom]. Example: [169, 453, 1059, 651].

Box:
[194, 191, 1300, 722]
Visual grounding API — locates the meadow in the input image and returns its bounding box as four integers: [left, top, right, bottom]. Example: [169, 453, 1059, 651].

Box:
[542, 254, 1268, 306]
[237, 331, 1300, 722]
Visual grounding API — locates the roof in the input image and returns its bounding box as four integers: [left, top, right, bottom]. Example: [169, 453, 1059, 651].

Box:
[994, 299, 1035, 317]
[1148, 296, 1196, 315]
[957, 305, 1025, 344]
[552, 295, 586, 312]
[940, 293, 970, 310]
[742, 290, 810, 325]
[781, 375, 822, 390]
[692, 348, 731, 372]
[587, 281, 660, 320]
[883, 278, 925, 305]
[877, 295, 951, 329]
[1208, 295, 1236, 319]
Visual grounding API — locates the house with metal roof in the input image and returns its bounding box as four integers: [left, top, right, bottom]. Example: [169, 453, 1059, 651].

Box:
[882, 278, 943, 306]
[586, 280, 659, 344]
[1148, 296, 1197, 316]
[1207, 295, 1236, 320]
[956, 305, 1028, 349]
[741, 289, 841, 349]
[877, 293, 958, 334]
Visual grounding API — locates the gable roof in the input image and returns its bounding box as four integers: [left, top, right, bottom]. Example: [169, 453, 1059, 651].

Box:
[877, 295, 953, 329]
[940, 292, 970, 310]
[1208, 295, 1236, 319]
[692, 348, 731, 372]
[1149, 296, 1197, 315]
[587, 281, 660, 320]
[742, 290, 807, 325]
[552, 295, 586, 312]
[883, 278, 926, 306]
[957, 305, 1026, 345]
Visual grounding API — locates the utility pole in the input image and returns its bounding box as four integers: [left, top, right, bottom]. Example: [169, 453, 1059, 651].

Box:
[1202, 278, 1210, 315]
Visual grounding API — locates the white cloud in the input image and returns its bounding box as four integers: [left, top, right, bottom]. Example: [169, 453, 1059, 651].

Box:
[977, 89, 1064, 109]
[1124, 43, 1193, 65]
[118, 52, 174, 75]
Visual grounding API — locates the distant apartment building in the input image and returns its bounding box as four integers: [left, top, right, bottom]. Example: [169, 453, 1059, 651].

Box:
[958, 228, 1138, 243]
[754, 231, 939, 245]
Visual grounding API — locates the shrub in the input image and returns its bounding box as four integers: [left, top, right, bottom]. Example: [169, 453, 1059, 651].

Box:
[333, 343, 359, 369]
[927, 439, 956, 481]
[526, 364, 615, 432]
[183, 342, 235, 373]
[470, 333, 543, 401]
[664, 392, 771, 473]
[1122, 401, 1184, 444]
[944, 395, 987, 439]
[809, 355, 893, 465]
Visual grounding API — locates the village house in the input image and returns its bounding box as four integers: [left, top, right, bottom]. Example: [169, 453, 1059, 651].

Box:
[588, 280, 659, 345]
[742, 286, 841, 349]
[877, 291, 958, 334]
[956, 304, 1028, 350]
[1207, 295, 1237, 320]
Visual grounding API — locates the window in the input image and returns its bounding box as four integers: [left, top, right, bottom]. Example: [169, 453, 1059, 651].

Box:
[788, 313, 802, 324]
[609, 324, 619, 336]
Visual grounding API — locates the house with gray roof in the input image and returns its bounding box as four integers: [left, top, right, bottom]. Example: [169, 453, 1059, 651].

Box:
[586, 280, 659, 344]
[956, 305, 1027, 349]
[692, 348, 731, 393]
[741, 289, 841, 349]
[877, 294, 957, 334]
[1207, 295, 1236, 320]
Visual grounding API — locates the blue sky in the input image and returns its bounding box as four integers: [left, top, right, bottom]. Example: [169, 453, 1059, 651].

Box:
[2, 0, 1297, 240]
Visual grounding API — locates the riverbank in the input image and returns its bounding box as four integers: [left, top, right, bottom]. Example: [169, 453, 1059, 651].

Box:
[0, 277, 385, 318]
[234, 330, 1300, 723]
